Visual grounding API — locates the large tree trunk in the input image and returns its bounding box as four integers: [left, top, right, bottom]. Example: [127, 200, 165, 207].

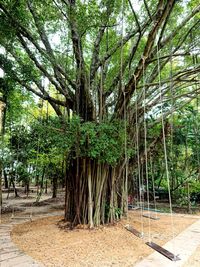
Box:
[64, 157, 126, 228]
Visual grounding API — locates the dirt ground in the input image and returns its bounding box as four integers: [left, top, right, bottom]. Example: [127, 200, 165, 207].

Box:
[1, 190, 200, 267]
[0, 189, 65, 224]
[11, 211, 198, 267]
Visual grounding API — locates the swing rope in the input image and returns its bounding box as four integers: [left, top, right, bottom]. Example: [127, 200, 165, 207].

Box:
[142, 56, 151, 243]
[127, 47, 180, 262]
[100, 65, 103, 122]
[157, 42, 176, 253]
[120, 0, 129, 216]
[134, 74, 144, 236]
[123, 12, 180, 261]
[35, 96, 45, 203]
[149, 153, 158, 219]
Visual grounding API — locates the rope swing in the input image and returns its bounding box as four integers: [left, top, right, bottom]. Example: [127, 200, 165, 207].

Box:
[125, 29, 180, 260]
[134, 74, 144, 237]
[145, 41, 179, 262]
[142, 56, 152, 243]
[120, 0, 129, 217]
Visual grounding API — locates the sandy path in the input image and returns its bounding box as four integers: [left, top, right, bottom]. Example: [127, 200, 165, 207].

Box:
[183, 245, 200, 267]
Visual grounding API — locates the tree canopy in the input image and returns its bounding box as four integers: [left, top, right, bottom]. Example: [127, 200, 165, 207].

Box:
[0, 0, 199, 121]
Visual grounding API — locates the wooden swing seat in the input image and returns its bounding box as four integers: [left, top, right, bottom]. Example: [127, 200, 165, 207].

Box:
[143, 207, 161, 213]
[142, 214, 160, 220]
[146, 241, 181, 261]
[128, 205, 140, 210]
[125, 225, 143, 238]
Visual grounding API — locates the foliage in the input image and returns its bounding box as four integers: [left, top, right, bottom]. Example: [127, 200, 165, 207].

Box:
[79, 120, 126, 165]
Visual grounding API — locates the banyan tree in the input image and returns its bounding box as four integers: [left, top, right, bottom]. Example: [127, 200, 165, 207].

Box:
[0, 0, 199, 227]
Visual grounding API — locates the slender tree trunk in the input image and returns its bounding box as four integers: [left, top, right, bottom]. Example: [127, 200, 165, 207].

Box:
[88, 159, 93, 228]
[6, 178, 11, 199]
[61, 157, 65, 188]
[36, 167, 46, 202]
[52, 176, 57, 198]
[36, 174, 39, 195]
[45, 179, 48, 194]
[35, 175, 39, 187]
[4, 170, 8, 189]
[12, 179, 19, 198]
[64, 163, 68, 221]
[41, 166, 46, 189]
[25, 182, 29, 197]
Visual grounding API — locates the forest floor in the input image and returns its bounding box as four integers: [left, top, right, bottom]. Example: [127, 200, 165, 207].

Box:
[1, 190, 200, 267]
[1, 188, 65, 224]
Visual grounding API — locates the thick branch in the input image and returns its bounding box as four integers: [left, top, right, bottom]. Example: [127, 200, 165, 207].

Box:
[0, 2, 76, 92]
[90, 1, 114, 86]
[105, 33, 142, 98]
[114, 0, 176, 118]
[157, 5, 200, 51]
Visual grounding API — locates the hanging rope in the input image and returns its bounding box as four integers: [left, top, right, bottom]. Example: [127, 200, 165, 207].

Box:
[120, 0, 128, 216]
[149, 153, 158, 219]
[35, 81, 46, 203]
[99, 65, 103, 122]
[134, 74, 144, 236]
[157, 42, 176, 253]
[142, 56, 151, 243]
